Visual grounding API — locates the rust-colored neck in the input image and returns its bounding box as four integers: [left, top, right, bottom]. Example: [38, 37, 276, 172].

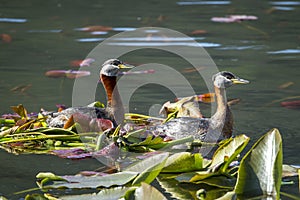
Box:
[100, 74, 124, 124]
[100, 74, 117, 106]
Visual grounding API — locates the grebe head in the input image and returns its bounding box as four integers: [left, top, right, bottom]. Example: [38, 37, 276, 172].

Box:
[100, 59, 133, 77]
[212, 71, 249, 88]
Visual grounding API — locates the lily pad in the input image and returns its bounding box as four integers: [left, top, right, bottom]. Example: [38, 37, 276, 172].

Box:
[162, 152, 203, 173]
[234, 128, 282, 199]
[38, 171, 138, 189]
[135, 182, 167, 200]
[125, 152, 169, 185]
[210, 134, 250, 173]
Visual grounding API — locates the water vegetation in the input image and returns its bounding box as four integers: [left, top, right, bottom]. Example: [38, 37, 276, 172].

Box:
[0, 104, 299, 199]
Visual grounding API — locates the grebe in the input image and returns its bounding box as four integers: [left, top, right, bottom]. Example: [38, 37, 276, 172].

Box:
[47, 59, 133, 128]
[152, 71, 249, 142]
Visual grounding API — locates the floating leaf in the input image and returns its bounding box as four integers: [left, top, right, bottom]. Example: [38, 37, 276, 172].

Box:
[162, 152, 203, 173]
[210, 134, 250, 173]
[0, 33, 12, 43]
[75, 25, 113, 32]
[234, 128, 282, 199]
[38, 171, 138, 189]
[69, 58, 95, 67]
[125, 152, 169, 185]
[282, 164, 300, 178]
[281, 100, 300, 109]
[45, 70, 90, 78]
[215, 191, 237, 200]
[61, 187, 131, 200]
[157, 176, 195, 200]
[10, 104, 28, 119]
[190, 30, 207, 35]
[135, 182, 167, 200]
[194, 176, 236, 189]
[278, 81, 294, 89]
[160, 96, 203, 119]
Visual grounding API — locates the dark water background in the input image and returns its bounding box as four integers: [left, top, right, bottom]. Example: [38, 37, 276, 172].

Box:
[0, 0, 299, 198]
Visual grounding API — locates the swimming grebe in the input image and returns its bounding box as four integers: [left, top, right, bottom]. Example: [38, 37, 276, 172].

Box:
[47, 59, 133, 128]
[152, 71, 249, 142]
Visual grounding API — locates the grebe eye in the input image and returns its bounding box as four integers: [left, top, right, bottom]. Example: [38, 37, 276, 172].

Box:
[222, 71, 235, 80]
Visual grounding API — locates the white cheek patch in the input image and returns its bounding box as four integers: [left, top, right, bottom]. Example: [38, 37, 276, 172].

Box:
[214, 76, 226, 88]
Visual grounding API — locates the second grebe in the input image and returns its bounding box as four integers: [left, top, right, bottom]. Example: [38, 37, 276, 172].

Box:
[152, 71, 249, 142]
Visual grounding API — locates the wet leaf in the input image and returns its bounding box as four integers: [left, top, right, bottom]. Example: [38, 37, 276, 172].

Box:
[135, 182, 167, 200]
[61, 187, 131, 200]
[278, 81, 294, 89]
[162, 152, 203, 173]
[194, 176, 236, 189]
[215, 191, 236, 200]
[38, 171, 138, 189]
[281, 100, 300, 109]
[69, 58, 95, 67]
[210, 134, 250, 173]
[190, 30, 207, 35]
[282, 164, 299, 178]
[75, 25, 112, 32]
[157, 176, 195, 200]
[11, 104, 28, 119]
[234, 128, 282, 199]
[45, 70, 90, 78]
[125, 152, 169, 185]
[160, 96, 202, 119]
[0, 33, 12, 43]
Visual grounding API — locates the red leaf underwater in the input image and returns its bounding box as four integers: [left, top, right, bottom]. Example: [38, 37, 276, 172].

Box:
[281, 100, 300, 109]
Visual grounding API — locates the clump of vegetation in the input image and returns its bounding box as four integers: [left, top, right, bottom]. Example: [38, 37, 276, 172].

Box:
[0, 104, 299, 199]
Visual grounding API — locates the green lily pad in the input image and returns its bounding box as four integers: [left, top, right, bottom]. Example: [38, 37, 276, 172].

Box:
[162, 152, 203, 173]
[234, 128, 282, 199]
[210, 134, 249, 173]
[125, 152, 169, 185]
[38, 171, 138, 189]
[135, 182, 167, 200]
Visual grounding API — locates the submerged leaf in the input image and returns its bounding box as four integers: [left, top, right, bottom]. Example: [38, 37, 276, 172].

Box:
[234, 128, 282, 199]
[281, 100, 300, 109]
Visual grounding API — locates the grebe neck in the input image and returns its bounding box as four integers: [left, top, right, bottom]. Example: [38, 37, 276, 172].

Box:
[100, 74, 124, 124]
[211, 86, 227, 126]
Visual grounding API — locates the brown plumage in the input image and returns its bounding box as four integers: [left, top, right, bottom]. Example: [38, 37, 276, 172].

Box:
[47, 59, 133, 128]
[152, 71, 249, 142]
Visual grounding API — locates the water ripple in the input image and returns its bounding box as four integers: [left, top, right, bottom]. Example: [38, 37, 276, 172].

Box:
[106, 42, 221, 47]
[269, 1, 300, 6]
[0, 18, 27, 23]
[267, 49, 300, 54]
[177, 1, 231, 5]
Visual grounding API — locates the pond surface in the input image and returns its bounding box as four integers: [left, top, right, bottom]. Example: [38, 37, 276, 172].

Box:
[0, 0, 299, 199]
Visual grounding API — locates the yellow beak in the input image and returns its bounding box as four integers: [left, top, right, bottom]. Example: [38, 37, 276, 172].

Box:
[118, 63, 134, 69]
[232, 78, 250, 84]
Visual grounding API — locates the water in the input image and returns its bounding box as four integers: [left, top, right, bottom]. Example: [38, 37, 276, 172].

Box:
[0, 0, 300, 198]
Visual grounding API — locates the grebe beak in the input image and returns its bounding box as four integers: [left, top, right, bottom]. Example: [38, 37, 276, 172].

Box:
[231, 78, 250, 84]
[118, 63, 134, 69]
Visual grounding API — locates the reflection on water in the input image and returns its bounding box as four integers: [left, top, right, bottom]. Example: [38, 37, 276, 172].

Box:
[0, 0, 300, 198]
